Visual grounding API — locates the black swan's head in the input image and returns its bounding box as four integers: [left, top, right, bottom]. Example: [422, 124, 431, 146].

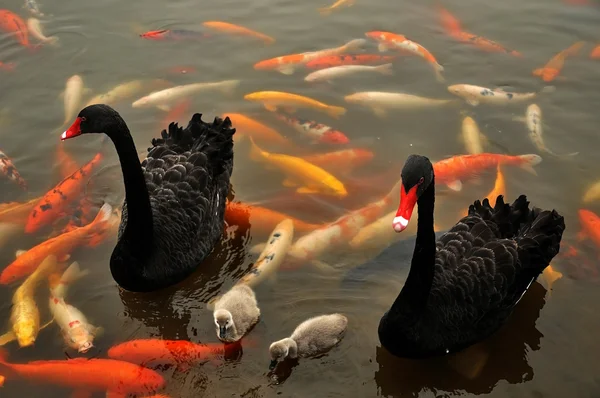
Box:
[61, 104, 123, 141]
[393, 154, 434, 233]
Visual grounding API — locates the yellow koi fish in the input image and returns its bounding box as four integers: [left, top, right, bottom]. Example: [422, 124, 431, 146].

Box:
[244, 91, 346, 119]
[249, 138, 347, 197]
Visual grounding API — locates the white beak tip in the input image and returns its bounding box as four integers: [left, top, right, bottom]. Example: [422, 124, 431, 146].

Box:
[61, 131, 67, 140]
[392, 216, 409, 232]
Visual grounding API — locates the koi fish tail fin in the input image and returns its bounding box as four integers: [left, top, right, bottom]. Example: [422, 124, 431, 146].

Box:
[318, 7, 333, 15]
[433, 64, 445, 83]
[59, 261, 89, 287]
[375, 63, 394, 76]
[518, 154, 542, 175]
[436, 2, 463, 34]
[248, 137, 264, 162]
[326, 105, 347, 119]
[532, 68, 544, 77]
[219, 80, 241, 95]
[87, 203, 113, 234]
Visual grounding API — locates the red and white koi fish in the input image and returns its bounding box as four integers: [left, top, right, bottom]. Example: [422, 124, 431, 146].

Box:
[365, 31, 444, 82]
[433, 153, 542, 191]
[288, 180, 401, 264]
[48, 262, 100, 353]
[0, 148, 27, 190]
[254, 38, 366, 75]
[274, 113, 349, 144]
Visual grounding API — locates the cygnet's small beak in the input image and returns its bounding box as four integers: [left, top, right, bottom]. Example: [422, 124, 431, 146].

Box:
[219, 326, 227, 339]
[269, 359, 278, 370]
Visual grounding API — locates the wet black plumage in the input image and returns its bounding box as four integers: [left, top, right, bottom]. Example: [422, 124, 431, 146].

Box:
[65, 105, 235, 292]
[378, 155, 565, 359]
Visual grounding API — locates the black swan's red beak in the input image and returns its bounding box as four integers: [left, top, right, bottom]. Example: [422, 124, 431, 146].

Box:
[393, 184, 418, 233]
[62, 117, 82, 140]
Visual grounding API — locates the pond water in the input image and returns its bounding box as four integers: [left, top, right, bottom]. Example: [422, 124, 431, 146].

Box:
[1, 0, 599, 396]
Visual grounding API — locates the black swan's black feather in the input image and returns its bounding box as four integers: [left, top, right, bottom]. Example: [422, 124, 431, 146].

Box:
[378, 156, 565, 359]
[71, 105, 235, 292]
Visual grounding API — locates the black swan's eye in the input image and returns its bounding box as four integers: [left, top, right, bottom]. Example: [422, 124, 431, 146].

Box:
[418, 177, 424, 185]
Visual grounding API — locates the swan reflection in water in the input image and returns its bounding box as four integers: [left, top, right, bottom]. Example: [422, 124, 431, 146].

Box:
[374, 281, 546, 397]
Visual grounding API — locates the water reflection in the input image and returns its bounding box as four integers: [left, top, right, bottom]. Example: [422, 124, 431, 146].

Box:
[374, 282, 546, 397]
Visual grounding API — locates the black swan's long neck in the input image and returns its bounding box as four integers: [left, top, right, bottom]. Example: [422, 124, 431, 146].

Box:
[391, 178, 436, 322]
[107, 122, 153, 248]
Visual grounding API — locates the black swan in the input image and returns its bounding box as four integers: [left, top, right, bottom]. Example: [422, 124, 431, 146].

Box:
[379, 154, 565, 358]
[61, 104, 235, 292]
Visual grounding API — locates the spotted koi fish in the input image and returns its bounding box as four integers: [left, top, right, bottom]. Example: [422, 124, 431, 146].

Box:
[25, 152, 103, 234]
[0, 149, 27, 190]
[274, 113, 349, 144]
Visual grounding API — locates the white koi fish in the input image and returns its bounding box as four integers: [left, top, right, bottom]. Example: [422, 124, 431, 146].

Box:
[305, 63, 393, 83]
[131, 80, 240, 111]
[62, 75, 86, 126]
[448, 84, 545, 106]
[344, 91, 455, 117]
[236, 219, 294, 288]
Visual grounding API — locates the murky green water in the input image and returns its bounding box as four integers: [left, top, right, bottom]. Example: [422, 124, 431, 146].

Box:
[1, 0, 600, 396]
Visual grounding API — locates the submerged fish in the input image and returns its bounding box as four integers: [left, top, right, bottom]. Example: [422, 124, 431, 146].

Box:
[517, 104, 578, 158]
[10, 255, 61, 347]
[301, 148, 374, 174]
[224, 113, 291, 147]
[344, 91, 455, 117]
[108, 339, 224, 368]
[245, 91, 346, 119]
[305, 63, 393, 83]
[202, 21, 274, 44]
[237, 219, 294, 287]
[254, 38, 366, 75]
[0, 148, 27, 190]
[591, 45, 600, 59]
[0, 9, 33, 48]
[25, 152, 104, 233]
[140, 29, 210, 41]
[0, 354, 165, 395]
[249, 137, 347, 197]
[305, 54, 398, 69]
[24, 0, 44, 17]
[319, 0, 354, 15]
[274, 113, 349, 144]
[461, 165, 506, 217]
[85, 79, 169, 108]
[434, 153, 542, 191]
[365, 31, 444, 82]
[448, 84, 539, 106]
[582, 180, 600, 203]
[0, 198, 40, 224]
[533, 41, 585, 82]
[578, 209, 600, 249]
[0, 203, 112, 285]
[62, 75, 86, 126]
[132, 80, 239, 110]
[27, 18, 58, 46]
[0, 61, 16, 71]
[49, 262, 100, 353]
[461, 116, 487, 154]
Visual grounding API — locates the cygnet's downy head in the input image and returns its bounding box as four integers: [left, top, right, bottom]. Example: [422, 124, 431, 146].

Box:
[268, 340, 290, 370]
[214, 309, 234, 340]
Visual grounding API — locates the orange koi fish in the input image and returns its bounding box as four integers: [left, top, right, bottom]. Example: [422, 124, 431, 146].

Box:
[0, 9, 33, 48]
[140, 29, 209, 41]
[305, 54, 398, 70]
[0, 203, 112, 285]
[433, 153, 541, 191]
[578, 209, 600, 248]
[25, 152, 103, 234]
[0, 351, 165, 395]
[533, 41, 585, 82]
[461, 165, 505, 217]
[437, 5, 522, 57]
[0, 197, 40, 224]
[108, 339, 225, 368]
[274, 113, 349, 145]
[254, 38, 366, 75]
[365, 31, 444, 81]
[301, 148, 374, 174]
[225, 201, 321, 236]
[591, 45, 600, 59]
[224, 113, 291, 147]
[0, 149, 27, 190]
[288, 179, 401, 265]
[202, 21, 275, 44]
[0, 61, 15, 71]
